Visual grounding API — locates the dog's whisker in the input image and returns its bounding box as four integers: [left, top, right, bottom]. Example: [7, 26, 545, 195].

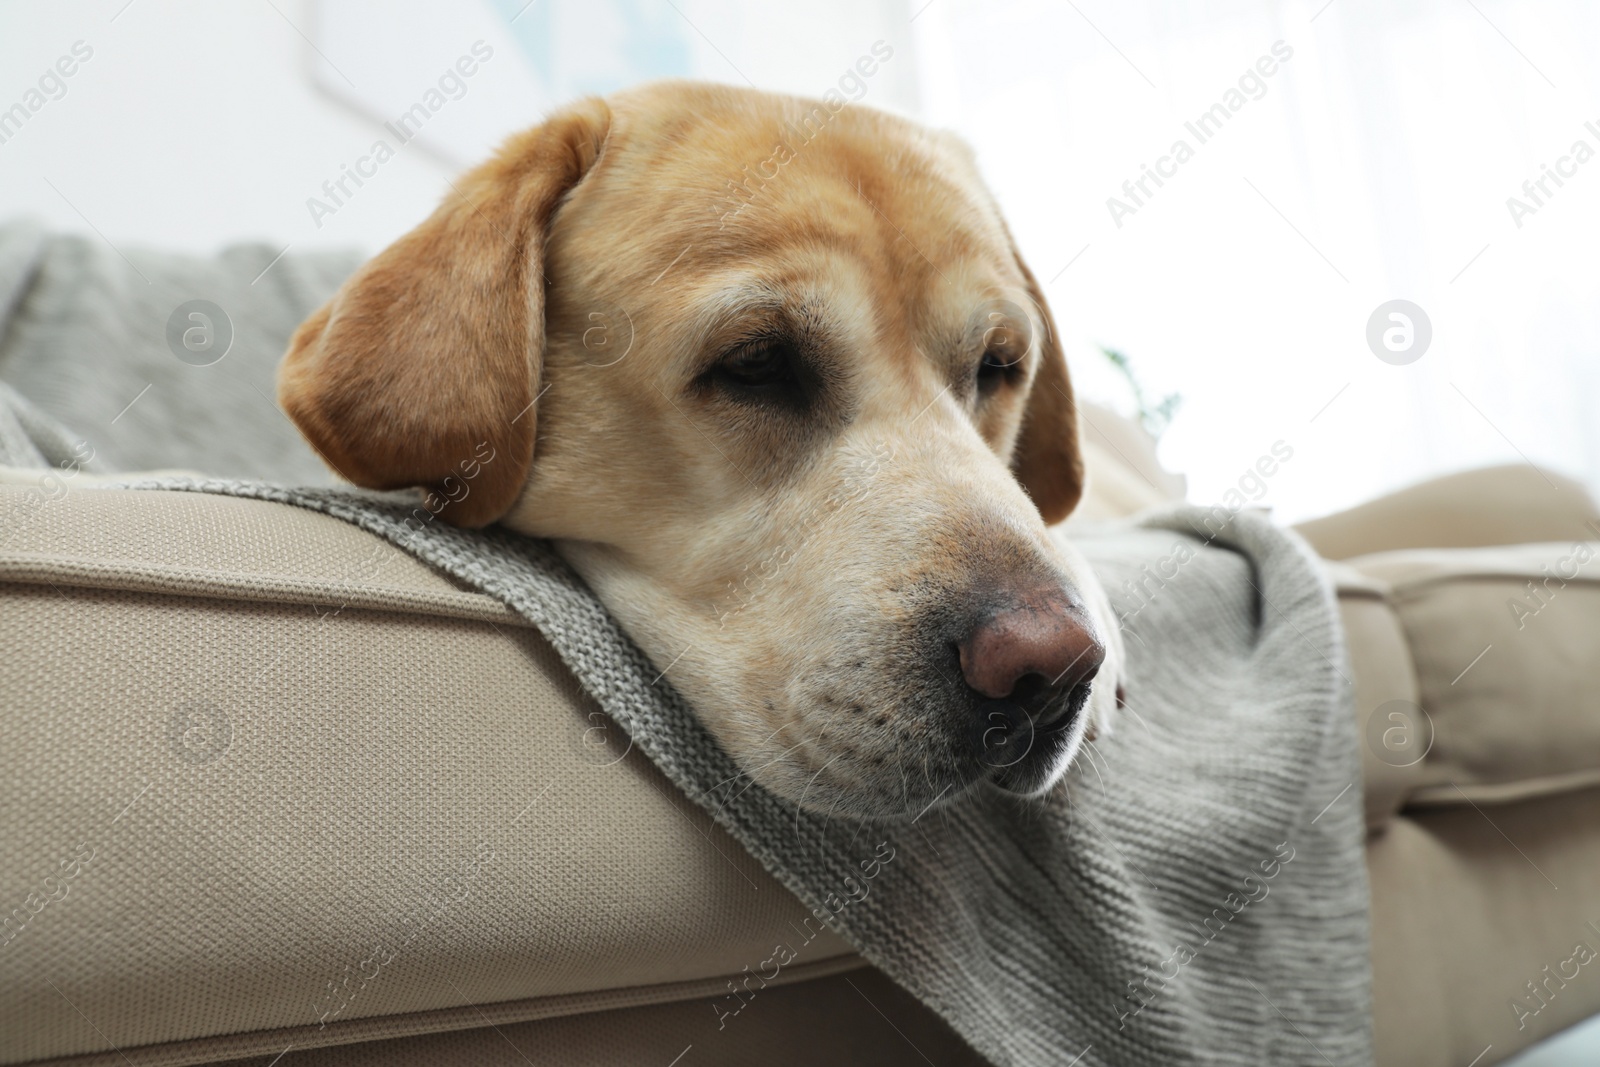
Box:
[794, 753, 846, 839]
[1117, 698, 1156, 737]
[1079, 742, 1109, 794]
[722, 737, 814, 806]
[707, 721, 794, 794]
[823, 786, 847, 840]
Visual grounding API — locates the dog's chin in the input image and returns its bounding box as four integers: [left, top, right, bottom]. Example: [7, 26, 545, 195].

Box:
[983, 730, 1085, 800]
[737, 742, 989, 823]
[770, 773, 989, 822]
[734, 721, 1092, 822]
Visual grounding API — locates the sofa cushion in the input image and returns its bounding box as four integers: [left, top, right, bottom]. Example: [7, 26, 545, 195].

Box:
[0, 484, 854, 1065]
[1346, 542, 1600, 813]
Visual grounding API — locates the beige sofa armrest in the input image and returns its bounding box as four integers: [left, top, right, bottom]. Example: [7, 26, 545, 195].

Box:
[0, 483, 853, 1065]
[1295, 464, 1600, 560]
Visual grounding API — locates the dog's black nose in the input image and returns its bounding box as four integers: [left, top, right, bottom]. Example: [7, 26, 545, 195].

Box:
[957, 592, 1104, 733]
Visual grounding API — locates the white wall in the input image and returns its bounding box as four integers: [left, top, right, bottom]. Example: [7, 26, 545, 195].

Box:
[1, 0, 451, 254]
[0, 0, 918, 256]
[3, 0, 1593, 521]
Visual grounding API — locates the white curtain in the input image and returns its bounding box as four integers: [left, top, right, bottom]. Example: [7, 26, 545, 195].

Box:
[913, 0, 1600, 521]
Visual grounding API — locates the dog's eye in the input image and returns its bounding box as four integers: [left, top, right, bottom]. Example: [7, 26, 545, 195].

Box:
[712, 338, 800, 395]
[976, 346, 1023, 391]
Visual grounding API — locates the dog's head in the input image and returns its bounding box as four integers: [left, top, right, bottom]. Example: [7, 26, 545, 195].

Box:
[279, 81, 1121, 818]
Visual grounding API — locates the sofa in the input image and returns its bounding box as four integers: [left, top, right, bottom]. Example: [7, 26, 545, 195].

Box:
[3, 419, 1597, 1066]
[2, 228, 1599, 1065]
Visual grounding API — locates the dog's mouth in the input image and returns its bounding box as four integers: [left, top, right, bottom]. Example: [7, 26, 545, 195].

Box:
[980, 681, 1093, 796]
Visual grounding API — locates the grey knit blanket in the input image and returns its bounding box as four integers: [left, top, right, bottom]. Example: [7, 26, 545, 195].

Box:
[0, 224, 1373, 1065]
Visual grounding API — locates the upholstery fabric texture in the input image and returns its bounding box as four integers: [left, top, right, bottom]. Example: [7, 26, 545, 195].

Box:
[1367, 788, 1600, 1067]
[0, 486, 862, 1064]
[189, 970, 989, 1067]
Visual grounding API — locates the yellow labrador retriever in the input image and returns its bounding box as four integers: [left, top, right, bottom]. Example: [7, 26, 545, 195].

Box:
[278, 81, 1123, 819]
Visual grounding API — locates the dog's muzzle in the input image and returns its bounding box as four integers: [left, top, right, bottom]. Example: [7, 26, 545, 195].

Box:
[956, 589, 1104, 793]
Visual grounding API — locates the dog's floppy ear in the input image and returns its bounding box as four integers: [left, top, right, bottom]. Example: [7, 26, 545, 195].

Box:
[278, 99, 611, 527]
[1009, 250, 1085, 525]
